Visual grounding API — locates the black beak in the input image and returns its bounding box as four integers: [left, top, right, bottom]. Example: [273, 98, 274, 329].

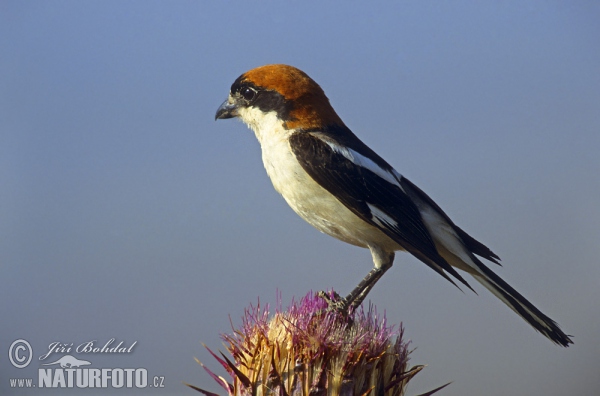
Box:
[215, 99, 239, 120]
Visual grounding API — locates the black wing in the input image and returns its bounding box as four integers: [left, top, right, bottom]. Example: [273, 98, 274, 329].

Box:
[289, 128, 473, 291]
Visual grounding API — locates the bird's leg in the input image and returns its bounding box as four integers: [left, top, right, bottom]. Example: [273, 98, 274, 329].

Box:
[348, 269, 386, 310]
[319, 248, 394, 314]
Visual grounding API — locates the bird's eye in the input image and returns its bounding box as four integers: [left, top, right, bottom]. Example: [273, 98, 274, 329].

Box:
[240, 86, 257, 102]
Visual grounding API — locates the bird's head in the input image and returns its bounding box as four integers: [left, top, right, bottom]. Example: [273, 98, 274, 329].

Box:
[215, 64, 344, 132]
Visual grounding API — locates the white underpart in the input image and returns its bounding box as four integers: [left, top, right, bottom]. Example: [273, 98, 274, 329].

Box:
[236, 106, 403, 253]
[234, 103, 560, 338]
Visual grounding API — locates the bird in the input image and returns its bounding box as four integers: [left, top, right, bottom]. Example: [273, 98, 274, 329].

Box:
[214, 64, 573, 347]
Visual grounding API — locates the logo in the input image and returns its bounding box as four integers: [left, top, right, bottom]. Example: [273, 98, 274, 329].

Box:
[6, 338, 166, 390]
[41, 355, 91, 368]
[9, 339, 33, 369]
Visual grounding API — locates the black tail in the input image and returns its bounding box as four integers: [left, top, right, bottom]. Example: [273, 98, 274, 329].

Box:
[471, 258, 573, 347]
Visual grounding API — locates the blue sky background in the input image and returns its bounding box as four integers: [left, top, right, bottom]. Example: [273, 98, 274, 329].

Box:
[1, 1, 599, 395]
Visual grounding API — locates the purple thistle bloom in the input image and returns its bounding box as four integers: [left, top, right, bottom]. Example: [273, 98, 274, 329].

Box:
[189, 291, 448, 396]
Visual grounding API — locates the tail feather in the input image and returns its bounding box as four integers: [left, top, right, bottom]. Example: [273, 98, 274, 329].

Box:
[402, 177, 572, 346]
[455, 225, 501, 265]
[471, 259, 573, 347]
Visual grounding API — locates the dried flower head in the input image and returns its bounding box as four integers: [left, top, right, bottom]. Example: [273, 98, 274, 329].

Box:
[189, 291, 447, 396]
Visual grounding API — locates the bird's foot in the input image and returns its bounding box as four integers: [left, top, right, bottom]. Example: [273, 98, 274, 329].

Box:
[317, 290, 350, 315]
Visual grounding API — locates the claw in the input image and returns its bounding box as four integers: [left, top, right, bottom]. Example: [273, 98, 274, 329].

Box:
[317, 290, 350, 315]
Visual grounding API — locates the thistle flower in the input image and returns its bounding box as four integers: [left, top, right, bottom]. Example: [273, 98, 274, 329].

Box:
[189, 291, 448, 396]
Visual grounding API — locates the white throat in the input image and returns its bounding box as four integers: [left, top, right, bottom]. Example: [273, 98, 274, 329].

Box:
[237, 107, 288, 144]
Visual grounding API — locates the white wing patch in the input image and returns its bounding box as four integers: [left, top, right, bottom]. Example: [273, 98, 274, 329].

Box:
[320, 139, 404, 190]
[367, 203, 398, 230]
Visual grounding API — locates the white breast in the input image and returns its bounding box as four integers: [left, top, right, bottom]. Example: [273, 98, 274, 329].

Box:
[238, 108, 399, 251]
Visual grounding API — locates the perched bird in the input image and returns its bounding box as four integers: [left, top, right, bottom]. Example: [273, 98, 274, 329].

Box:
[215, 64, 573, 347]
